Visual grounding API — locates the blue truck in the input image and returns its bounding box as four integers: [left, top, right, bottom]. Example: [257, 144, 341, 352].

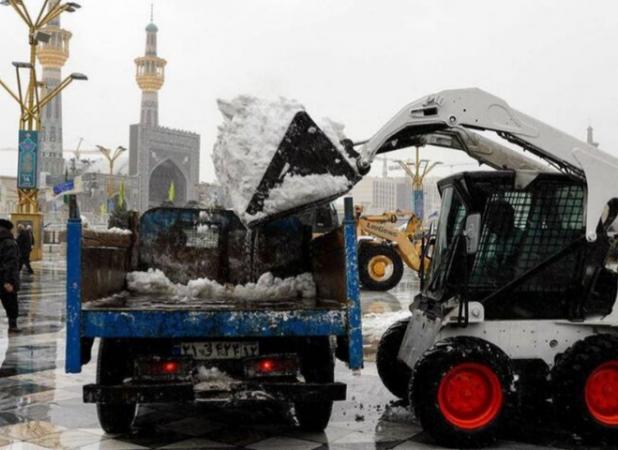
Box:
[65, 197, 363, 433]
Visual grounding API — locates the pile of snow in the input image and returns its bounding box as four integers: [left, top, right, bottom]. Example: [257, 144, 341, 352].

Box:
[212, 95, 352, 222]
[188, 271, 316, 300]
[126, 268, 316, 301]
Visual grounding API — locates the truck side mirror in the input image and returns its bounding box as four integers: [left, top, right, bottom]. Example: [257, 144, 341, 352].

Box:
[464, 213, 482, 255]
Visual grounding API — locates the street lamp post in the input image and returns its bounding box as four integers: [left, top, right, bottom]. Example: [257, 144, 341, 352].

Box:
[96, 145, 126, 210]
[0, 0, 86, 260]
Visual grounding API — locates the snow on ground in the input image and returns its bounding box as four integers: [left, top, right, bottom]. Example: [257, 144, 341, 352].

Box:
[212, 95, 353, 222]
[194, 366, 236, 391]
[126, 268, 316, 301]
[362, 310, 411, 343]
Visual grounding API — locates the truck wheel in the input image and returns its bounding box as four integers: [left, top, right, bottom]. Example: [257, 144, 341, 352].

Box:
[377, 318, 411, 400]
[358, 243, 404, 291]
[295, 337, 335, 431]
[410, 337, 516, 448]
[96, 339, 137, 434]
[551, 334, 618, 443]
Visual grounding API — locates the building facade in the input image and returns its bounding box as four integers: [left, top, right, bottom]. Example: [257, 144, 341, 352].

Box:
[0, 176, 18, 216]
[128, 18, 200, 212]
[373, 177, 413, 212]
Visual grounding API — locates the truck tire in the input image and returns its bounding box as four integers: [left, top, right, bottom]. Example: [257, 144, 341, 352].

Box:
[551, 334, 618, 444]
[410, 337, 516, 448]
[96, 339, 137, 434]
[377, 318, 411, 400]
[358, 243, 404, 291]
[295, 337, 335, 431]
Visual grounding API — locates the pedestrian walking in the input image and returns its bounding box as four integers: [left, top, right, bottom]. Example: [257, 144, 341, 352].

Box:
[0, 219, 20, 332]
[17, 224, 34, 274]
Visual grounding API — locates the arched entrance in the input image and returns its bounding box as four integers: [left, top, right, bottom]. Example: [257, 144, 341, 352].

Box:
[149, 159, 187, 207]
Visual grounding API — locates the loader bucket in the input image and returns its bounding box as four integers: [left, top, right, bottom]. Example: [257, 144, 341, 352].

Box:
[244, 111, 359, 226]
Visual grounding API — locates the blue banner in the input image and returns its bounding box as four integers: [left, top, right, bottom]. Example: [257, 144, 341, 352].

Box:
[53, 180, 75, 196]
[17, 130, 38, 189]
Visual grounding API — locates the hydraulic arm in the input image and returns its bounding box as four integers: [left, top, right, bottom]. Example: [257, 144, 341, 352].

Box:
[358, 88, 618, 240]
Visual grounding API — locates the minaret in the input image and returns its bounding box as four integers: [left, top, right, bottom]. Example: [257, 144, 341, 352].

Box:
[135, 8, 166, 127]
[36, 0, 72, 182]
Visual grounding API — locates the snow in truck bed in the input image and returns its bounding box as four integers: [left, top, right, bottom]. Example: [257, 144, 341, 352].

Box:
[84, 269, 342, 311]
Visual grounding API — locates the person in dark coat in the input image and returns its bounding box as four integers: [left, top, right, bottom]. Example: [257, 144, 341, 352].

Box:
[16, 224, 34, 274]
[0, 219, 20, 332]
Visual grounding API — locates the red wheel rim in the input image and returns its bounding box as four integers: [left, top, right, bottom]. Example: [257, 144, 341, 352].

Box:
[438, 362, 504, 430]
[585, 360, 618, 426]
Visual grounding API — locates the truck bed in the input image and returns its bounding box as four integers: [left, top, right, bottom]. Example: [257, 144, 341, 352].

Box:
[66, 206, 362, 371]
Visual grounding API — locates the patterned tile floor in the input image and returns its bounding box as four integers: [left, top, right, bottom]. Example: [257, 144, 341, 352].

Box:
[0, 261, 603, 449]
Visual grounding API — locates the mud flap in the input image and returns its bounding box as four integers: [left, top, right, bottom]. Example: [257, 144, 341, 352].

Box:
[244, 111, 359, 226]
[398, 308, 443, 370]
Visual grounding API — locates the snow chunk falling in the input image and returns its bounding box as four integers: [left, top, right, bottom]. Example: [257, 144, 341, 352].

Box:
[126, 269, 316, 301]
[212, 95, 353, 222]
[213, 96, 305, 215]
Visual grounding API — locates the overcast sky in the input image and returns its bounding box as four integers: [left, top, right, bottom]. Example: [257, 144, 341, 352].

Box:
[1, 0, 618, 181]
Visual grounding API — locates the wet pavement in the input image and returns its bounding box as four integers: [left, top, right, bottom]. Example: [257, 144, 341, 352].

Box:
[0, 262, 602, 449]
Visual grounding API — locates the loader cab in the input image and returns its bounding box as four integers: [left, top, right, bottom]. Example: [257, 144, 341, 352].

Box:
[422, 170, 618, 320]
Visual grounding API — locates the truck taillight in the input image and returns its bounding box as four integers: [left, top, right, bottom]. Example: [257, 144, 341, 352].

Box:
[135, 357, 191, 381]
[245, 355, 298, 378]
[162, 361, 179, 374]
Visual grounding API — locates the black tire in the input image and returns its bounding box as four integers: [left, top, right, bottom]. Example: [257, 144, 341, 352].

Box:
[551, 334, 618, 444]
[410, 337, 516, 448]
[358, 242, 404, 291]
[96, 339, 137, 434]
[295, 337, 335, 431]
[377, 318, 412, 400]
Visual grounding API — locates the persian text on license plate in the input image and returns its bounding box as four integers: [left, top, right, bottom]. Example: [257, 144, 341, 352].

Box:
[178, 342, 259, 360]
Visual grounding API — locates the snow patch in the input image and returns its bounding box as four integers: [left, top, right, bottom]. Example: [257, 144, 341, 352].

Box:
[106, 227, 132, 235]
[127, 269, 176, 295]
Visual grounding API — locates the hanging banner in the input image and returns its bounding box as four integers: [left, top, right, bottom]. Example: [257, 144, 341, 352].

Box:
[48, 176, 83, 200]
[17, 130, 38, 189]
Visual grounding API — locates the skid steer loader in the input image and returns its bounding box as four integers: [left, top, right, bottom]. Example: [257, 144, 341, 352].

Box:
[248, 88, 618, 447]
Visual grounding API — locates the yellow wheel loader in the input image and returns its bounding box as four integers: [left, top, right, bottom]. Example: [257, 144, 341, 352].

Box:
[355, 208, 426, 291]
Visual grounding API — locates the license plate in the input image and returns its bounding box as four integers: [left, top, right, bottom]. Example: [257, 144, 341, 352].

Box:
[177, 341, 259, 360]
